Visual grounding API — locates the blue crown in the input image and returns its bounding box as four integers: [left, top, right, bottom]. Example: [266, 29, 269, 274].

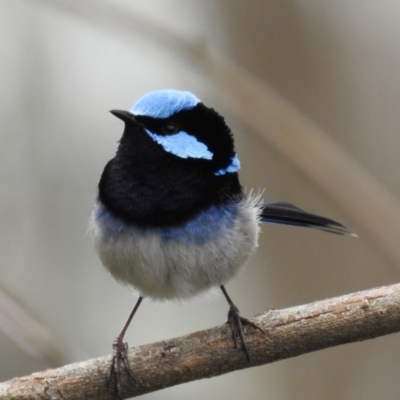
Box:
[131, 90, 201, 119]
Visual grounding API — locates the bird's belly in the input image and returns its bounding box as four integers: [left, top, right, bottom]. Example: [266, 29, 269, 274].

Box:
[90, 196, 261, 300]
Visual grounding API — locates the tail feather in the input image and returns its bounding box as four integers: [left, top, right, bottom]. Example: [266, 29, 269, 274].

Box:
[261, 200, 353, 236]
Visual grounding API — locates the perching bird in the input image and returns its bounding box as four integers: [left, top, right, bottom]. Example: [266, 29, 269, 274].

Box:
[90, 89, 351, 396]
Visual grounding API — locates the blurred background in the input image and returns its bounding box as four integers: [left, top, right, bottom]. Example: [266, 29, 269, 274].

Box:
[2, 1, 400, 399]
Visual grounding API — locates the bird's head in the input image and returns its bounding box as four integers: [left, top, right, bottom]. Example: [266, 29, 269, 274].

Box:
[110, 90, 240, 176]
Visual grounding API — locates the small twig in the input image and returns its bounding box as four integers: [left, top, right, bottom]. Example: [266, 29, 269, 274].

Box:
[1, 283, 400, 399]
[0, 285, 71, 367]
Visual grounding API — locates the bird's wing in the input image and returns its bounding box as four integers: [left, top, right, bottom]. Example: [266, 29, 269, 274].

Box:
[260, 200, 352, 235]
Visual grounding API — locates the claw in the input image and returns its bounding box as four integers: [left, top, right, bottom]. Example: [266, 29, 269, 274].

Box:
[106, 297, 143, 398]
[227, 304, 264, 362]
[107, 337, 135, 399]
[220, 285, 264, 362]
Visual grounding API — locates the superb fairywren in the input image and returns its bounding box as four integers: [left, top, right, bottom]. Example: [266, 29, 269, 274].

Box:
[91, 89, 350, 395]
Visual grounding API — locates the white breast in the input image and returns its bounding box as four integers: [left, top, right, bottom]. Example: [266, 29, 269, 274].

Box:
[90, 194, 262, 300]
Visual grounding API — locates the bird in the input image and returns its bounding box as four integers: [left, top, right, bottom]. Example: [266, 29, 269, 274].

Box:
[90, 89, 351, 396]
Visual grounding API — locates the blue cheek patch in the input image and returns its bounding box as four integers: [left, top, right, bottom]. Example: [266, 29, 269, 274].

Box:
[131, 90, 201, 119]
[214, 154, 241, 176]
[145, 129, 213, 160]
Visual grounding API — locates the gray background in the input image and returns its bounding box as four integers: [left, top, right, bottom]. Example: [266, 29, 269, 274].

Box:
[1, 1, 400, 399]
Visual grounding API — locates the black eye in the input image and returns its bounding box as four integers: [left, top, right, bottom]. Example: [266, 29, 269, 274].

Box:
[162, 123, 178, 134]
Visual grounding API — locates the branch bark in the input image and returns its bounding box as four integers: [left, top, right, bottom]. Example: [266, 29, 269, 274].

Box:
[1, 283, 400, 399]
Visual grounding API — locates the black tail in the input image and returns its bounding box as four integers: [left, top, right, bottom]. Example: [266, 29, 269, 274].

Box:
[260, 201, 352, 235]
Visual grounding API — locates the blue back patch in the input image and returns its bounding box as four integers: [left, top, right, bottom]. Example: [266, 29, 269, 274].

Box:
[214, 154, 241, 176]
[145, 129, 213, 160]
[131, 90, 201, 119]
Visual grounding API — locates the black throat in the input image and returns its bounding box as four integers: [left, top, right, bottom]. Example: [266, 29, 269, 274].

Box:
[98, 121, 242, 228]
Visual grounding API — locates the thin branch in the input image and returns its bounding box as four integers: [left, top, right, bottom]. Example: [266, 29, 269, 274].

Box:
[0, 284, 71, 367]
[1, 283, 400, 399]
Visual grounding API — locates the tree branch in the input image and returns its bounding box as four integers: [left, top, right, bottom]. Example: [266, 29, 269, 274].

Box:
[1, 283, 400, 399]
[0, 284, 72, 367]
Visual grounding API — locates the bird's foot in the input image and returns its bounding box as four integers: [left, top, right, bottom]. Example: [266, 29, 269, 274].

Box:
[227, 304, 264, 362]
[107, 337, 135, 399]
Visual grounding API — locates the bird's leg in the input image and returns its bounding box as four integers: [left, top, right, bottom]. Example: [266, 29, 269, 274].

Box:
[108, 296, 143, 399]
[220, 285, 264, 362]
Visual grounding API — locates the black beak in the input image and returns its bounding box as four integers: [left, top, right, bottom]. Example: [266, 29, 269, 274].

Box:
[110, 110, 136, 124]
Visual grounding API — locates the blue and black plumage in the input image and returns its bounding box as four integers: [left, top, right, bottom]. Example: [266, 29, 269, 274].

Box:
[91, 89, 351, 396]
